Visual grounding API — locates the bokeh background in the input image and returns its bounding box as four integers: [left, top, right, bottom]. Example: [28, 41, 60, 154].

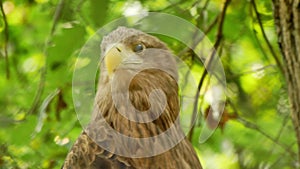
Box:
[0, 0, 294, 168]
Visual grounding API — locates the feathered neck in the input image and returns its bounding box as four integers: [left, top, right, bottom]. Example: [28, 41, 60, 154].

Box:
[93, 69, 180, 138]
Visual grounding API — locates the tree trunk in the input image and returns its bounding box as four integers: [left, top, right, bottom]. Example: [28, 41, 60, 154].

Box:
[272, 0, 300, 165]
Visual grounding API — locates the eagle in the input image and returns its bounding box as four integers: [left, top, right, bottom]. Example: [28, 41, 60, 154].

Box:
[62, 27, 202, 169]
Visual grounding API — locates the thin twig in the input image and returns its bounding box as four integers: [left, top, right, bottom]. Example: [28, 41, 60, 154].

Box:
[266, 114, 290, 162]
[195, 0, 211, 31]
[155, 0, 185, 12]
[51, 0, 65, 35]
[179, 14, 220, 60]
[228, 97, 296, 159]
[28, 0, 65, 115]
[0, 0, 10, 79]
[196, 74, 212, 127]
[229, 64, 277, 79]
[268, 142, 296, 168]
[75, 0, 89, 25]
[202, 0, 210, 11]
[252, 27, 270, 61]
[237, 117, 297, 159]
[251, 0, 284, 73]
[188, 0, 231, 141]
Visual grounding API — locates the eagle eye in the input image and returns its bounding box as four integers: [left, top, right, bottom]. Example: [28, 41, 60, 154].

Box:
[133, 43, 145, 53]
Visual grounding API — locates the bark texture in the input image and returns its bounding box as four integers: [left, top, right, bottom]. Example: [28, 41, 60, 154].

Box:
[273, 0, 300, 164]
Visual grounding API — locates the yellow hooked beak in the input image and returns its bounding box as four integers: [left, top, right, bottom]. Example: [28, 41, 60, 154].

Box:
[104, 43, 125, 76]
[104, 43, 143, 76]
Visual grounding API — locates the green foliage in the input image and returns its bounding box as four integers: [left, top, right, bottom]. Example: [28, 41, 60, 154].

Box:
[0, 0, 294, 169]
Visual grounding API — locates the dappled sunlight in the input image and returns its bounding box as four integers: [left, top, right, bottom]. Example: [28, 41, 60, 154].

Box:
[0, 0, 296, 168]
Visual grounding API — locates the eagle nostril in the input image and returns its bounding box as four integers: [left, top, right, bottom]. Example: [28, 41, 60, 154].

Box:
[116, 47, 121, 52]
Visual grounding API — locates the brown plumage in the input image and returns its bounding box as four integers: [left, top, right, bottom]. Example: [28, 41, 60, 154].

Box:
[62, 27, 202, 169]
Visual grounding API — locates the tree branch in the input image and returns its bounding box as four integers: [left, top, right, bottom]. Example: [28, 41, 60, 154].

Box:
[0, 0, 10, 79]
[268, 142, 297, 168]
[228, 64, 277, 79]
[272, 0, 300, 164]
[178, 13, 220, 60]
[237, 117, 297, 159]
[227, 98, 297, 161]
[188, 0, 231, 141]
[28, 0, 65, 115]
[251, 0, 284, 73]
